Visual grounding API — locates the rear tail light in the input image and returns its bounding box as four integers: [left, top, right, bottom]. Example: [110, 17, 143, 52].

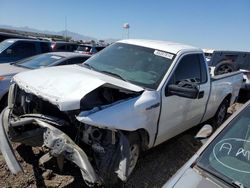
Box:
[51, 43, 56, 50]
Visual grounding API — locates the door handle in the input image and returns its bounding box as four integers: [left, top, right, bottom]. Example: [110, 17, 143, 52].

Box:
[198, 91, 204, 99]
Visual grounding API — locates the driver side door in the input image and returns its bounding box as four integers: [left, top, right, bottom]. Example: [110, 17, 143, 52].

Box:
[155, 53, 210, 146]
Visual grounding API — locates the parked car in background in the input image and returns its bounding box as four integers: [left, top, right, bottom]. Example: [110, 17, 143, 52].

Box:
[74, 44, 106, 55]
[0, 39, 243, 187]
[0, 52, 90, 111]
[51, 41, 80, 52]
[0, 32, 32, 43]
[163, 99, 250, 188]
[204, 49, 250, 90]
[0, 39, 52, 63]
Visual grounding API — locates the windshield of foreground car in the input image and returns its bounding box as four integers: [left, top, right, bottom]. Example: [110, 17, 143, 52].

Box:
[83, 43, 175, 89]
[0, 40, 14, 53]
[197, 104, 250, 188]
[15, 53, 63, 69]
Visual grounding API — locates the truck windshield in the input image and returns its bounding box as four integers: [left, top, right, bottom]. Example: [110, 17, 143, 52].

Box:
[83, 43, 175, 89]
[0, 40, 14, 53]
[196, 104, 250, 188]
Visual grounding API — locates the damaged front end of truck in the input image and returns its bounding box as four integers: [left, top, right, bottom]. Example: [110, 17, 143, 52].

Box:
[0, 82, 150, 187]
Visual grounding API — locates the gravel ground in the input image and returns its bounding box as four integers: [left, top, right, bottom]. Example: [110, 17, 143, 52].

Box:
[0, 98, 247, 188]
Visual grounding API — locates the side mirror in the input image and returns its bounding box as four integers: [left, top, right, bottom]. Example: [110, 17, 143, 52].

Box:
[195, 124, 213, 144]
[168, 82, 199, 99]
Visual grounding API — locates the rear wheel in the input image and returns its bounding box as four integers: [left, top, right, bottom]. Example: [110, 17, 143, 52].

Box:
[212, 98, 229, 129]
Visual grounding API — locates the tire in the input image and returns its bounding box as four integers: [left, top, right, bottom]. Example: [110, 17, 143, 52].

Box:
[127, 133, 140, 177]
[212, 98, 229, 129]
[98, 132, 140, 188]
[214, 60, 239, 75]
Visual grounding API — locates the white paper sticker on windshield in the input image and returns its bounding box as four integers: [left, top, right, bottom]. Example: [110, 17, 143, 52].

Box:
[51, 56, 62, 60]
[154, 50, 174, 59]
[213, 138, 250, 173]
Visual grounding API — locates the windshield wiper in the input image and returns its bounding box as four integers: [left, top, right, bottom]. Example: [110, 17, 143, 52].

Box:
[97, 70, 127, 81]
[13, 63, 32, 69]
[195, 164, 245, 188]
[232, 181, 245, 188]
[82, 63, 96, 70]
[82, 63, 128, 82]
[13, 63, 24, 68]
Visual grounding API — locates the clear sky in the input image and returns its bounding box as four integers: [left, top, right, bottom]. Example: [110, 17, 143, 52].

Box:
[0, 0, 249, 51]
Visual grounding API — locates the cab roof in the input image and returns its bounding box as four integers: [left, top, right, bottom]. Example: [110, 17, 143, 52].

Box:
[4, 38, 50, 43]
[119, 39, 202, 54]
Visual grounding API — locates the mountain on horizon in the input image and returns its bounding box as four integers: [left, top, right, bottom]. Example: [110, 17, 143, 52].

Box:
[0, 24, 118, 43]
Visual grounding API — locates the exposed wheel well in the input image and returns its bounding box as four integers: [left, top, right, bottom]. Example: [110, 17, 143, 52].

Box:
[137, 129, 150, 151]
[225, 93, 232, 105]
[123, 129, 149, 151]
[211, 93, 232, 128]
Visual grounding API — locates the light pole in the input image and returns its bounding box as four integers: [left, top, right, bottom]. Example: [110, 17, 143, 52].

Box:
[65, 16, 68, 41]
[123, 23, 130, 39]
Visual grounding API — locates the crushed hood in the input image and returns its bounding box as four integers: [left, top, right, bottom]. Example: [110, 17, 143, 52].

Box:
[13, 65, 144, 111]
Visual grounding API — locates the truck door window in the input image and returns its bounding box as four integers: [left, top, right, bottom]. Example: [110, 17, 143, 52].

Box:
[56, 44, 67, 51]
[173, 54, 202, 84]
[10, 42, 37, 58]
[40, 42, 52, 53]
[70, 44, 78, 51]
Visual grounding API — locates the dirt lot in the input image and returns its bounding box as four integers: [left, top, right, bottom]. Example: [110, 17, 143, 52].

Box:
[0, 100, 246, 188]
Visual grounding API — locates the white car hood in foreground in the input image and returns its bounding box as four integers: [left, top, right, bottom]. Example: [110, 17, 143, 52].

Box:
[163, 154, 222, 188]
[170, 168, 220, 188]
[13, 65, 144, 111]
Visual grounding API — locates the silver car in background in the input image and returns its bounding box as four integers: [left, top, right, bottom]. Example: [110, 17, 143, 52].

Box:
[0, 52, 90, 111]
[163, 100, 250, 188]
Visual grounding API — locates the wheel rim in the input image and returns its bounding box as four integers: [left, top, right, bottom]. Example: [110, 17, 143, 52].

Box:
[218, 65, 233, 74]
[217, 104, 226, 125]
[127, 144, 139, 176]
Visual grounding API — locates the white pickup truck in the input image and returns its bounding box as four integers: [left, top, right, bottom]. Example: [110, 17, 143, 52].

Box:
[0, 39, 243, 187]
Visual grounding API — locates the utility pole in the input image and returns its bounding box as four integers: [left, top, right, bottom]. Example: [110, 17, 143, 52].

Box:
[65, 16, 67, 41]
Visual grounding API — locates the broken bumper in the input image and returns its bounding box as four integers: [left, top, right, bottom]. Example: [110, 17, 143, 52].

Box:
[0, 108, 22, 174]
[0, 108, 101, 186]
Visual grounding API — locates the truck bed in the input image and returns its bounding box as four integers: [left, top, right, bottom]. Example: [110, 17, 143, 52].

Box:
[202, 71, 243, 122]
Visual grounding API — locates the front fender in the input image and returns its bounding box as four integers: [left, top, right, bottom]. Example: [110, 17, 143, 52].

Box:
[76, 90, 161, 148]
